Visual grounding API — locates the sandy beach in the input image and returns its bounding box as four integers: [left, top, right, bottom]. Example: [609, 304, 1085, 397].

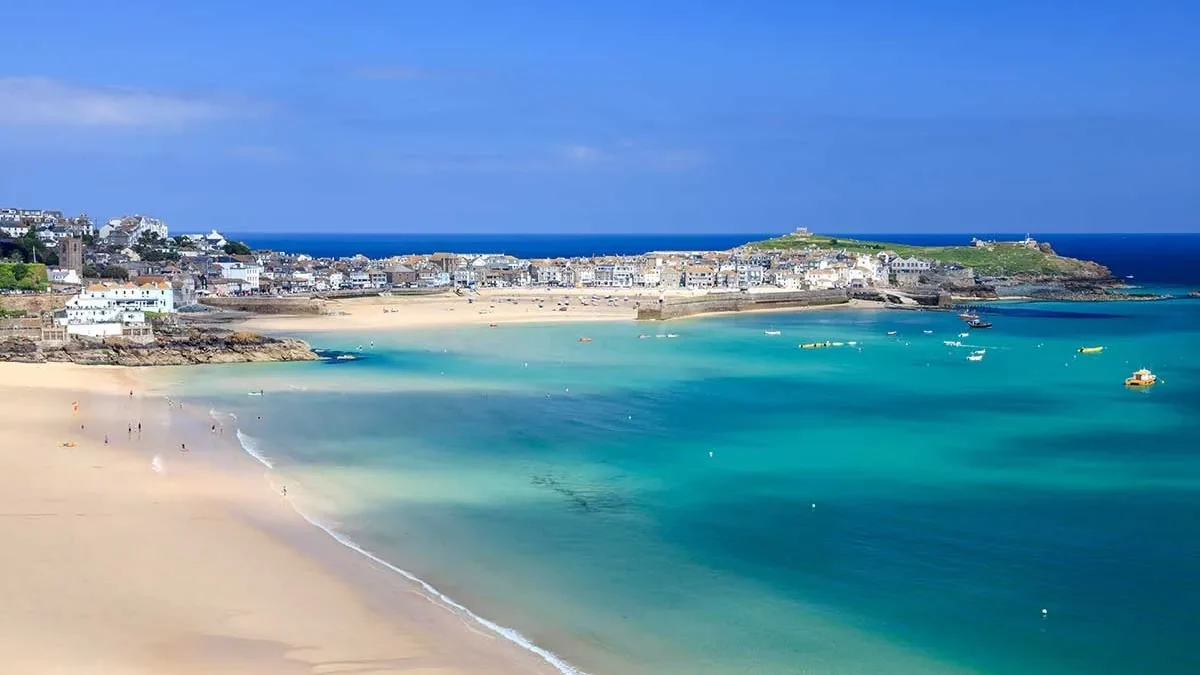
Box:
[239, 287, 879, 334]
[0, 362, 559, 675]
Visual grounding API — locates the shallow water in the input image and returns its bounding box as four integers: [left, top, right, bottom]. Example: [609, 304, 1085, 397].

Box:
[168, 297, 1200, 675]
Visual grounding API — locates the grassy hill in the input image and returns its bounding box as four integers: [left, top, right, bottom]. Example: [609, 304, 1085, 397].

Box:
[748, 234, 1109, 277]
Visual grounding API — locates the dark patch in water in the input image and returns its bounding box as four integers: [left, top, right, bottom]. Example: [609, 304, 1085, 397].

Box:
[972, 306, 1126, 320]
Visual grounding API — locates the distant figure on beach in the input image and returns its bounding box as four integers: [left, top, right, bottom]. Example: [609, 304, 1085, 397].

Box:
[211, 424, 217, 433]
[282, 486, 287, 497]
[128, 424, 132, 437]
[180, 443, 188, 453]
[104, 434, 109, 445]
[129, 390, 133, 398]
[72, 401, 79, 414]
[137, 422, 142, 434]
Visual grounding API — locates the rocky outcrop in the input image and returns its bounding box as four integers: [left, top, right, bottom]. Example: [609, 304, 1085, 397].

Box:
[0, 327, 318, 366]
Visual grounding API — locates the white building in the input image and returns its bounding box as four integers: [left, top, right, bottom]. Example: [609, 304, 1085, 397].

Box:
[56, 281, 173, 337]
[214, 261, 263, 294]
[890, 256, 933, 273]
[48, 268, 83, 286]
[99, 215, 169, 245]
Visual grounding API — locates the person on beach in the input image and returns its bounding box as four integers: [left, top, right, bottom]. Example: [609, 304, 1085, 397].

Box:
[128, 424, 132, 437]
[137, 422, 142, 435]
[180, 443, 188, 453]
[104, 434, 109, 445]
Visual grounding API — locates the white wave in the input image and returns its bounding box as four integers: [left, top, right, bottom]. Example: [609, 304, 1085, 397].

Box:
[235, 429, 274, 469]
[287, 503, 588, 675]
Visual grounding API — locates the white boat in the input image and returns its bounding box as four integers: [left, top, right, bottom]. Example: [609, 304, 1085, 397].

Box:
[831, 341, 845, 346]
[335, 354, 357, 360]
[887, 331, 898, 336]
[967, 354, 984, 361]
[764, 330, 782, 336]
[847, 341, 858, 346]
[958, 332, 970, 338]
[972, 349, 986, 355]
[666, 333, 680, 338]
[922, 330, 933, 335]
[943, 340, 962, 347]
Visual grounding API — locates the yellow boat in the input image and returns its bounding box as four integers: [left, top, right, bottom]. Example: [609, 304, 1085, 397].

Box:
[1078, 346, 1104, 354]
[800, 341, 832, 349]
[1124, 368, 1157, 387]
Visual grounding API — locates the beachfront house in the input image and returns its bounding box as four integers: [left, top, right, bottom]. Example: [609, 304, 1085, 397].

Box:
[55, 280, 173, 337]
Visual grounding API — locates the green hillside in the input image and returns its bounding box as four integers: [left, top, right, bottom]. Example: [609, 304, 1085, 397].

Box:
[749, 234, 1107, 277]
[0, 262, 49, 291]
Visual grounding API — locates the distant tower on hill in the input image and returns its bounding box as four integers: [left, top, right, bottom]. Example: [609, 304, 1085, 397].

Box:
[57, 236, 84, 274]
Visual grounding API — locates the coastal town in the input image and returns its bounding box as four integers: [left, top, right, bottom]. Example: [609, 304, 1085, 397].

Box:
[3, 205, 1105, 346]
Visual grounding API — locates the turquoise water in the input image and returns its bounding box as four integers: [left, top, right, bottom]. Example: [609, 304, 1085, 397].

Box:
[170, 298, 1200, 675]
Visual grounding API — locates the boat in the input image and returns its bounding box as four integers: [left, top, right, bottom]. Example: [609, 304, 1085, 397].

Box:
[958, 312, 979, 321]
[489, 323, 498, 327]
[831, 341, 845, 346]
[967, 319, 992, 329]
[764, 330, 782, 336]
[958, 332, 970, 338]
[578, 337, 593, 343]
[335, 354, 357, 361]
[922, 330, 933, 335]
[972, 349, 986, 355]
[967, 353, 984, 362]
[943, 340, 962, 347]
[800, 341, 831, 349]
[639, 333, 651, 339]
[666, 333, 680, 338]
[886, 331, 898, 336]
[1124, 368, 1157, 387]
[1077, 346, 1104, 354]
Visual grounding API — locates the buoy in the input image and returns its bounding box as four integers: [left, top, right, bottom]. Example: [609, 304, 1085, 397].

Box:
[708, 451, 714, 458]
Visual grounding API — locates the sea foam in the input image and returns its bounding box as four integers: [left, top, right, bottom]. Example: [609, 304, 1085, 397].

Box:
[235, 429, 274, 469]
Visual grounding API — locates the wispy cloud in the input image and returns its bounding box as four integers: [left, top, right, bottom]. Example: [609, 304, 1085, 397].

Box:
[229, 145, 291, 162]
[559, 144, 607, 164]
[557, 142, 707, 171]
[352, 66, 439, 81]
[0, 77, 240, 128]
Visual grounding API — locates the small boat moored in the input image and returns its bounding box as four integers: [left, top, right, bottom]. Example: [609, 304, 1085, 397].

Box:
[967, 319, 993, 329]
[764, 330, 782, 336]
[1124, 368, 1157, 387]
[578, 337, 593, 343]
[967, 353, 984, 362]
[1078, 346, 1104, 354]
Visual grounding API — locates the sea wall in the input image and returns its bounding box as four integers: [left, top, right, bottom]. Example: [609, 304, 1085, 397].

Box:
[0, 293, 73, 314]
[199, 296, 326, 315]
[637, 290, 850, 320]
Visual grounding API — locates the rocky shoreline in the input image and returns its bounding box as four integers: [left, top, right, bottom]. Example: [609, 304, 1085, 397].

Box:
[0, 326, 318, 366]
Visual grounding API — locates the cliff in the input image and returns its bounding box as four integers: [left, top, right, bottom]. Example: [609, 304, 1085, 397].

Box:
[0, 327, 318, 366]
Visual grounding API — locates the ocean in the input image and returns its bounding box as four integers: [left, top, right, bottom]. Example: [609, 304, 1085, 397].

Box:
[229, 232, 1200, 285]
[161, 236, 1200, 675]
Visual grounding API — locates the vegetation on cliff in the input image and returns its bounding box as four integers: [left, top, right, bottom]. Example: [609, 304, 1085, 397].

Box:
[749, 233, 1110, 278]
[0, 262, 49, 291]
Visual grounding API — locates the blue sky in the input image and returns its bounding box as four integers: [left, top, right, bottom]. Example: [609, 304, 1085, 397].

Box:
[1, 0, 1197, 234]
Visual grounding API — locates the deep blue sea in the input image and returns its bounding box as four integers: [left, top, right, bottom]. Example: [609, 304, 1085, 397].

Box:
[159, 234, 1200, 675]
[230, 232, 1200, 285]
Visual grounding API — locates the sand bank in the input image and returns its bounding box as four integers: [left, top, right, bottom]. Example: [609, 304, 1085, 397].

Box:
[0, 363, 559, 674]
[239, 287, 884, 334]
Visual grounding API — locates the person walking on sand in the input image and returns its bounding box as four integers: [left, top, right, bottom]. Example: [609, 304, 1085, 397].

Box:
[104, 434, 109, 445]
[180, 443, 188, 453]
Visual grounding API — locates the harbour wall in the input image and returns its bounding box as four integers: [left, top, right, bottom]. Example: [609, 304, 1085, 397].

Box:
[199, 296, 326, 315]
[637, 290, 851, 320]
